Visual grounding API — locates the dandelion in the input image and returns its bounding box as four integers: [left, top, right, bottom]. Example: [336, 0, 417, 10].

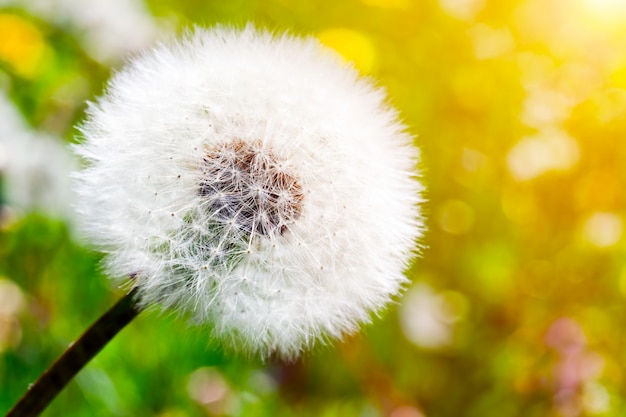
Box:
[8, 24, 425, 417]
[73, 25, 424, 359]
[0, 91, 77, 223]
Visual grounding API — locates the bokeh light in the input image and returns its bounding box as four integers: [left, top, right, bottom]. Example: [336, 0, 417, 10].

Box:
[0, 13, 49, 78]
[3, 0, 626, 415]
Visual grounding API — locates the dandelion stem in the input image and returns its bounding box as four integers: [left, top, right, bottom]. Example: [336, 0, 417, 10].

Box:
[6, 288, 141, 417]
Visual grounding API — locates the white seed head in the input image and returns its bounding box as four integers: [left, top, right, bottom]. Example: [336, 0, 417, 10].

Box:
[73, 25, 425, 359]
[0, 91, 77, 223]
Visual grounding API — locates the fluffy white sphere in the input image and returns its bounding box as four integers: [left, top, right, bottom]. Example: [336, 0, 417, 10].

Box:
[74, 25, 425, 359]
[0, 92, 77, 222]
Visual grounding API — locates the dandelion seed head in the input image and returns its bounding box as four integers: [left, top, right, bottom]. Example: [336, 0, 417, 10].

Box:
[74, 25, 425, 359]
[198, 138, 304, 237]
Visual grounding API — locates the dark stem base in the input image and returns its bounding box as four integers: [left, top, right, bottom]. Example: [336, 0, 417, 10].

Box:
[6, 288, 141, 417]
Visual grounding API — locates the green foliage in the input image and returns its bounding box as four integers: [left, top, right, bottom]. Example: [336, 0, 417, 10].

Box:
[3, 0, 626, 416]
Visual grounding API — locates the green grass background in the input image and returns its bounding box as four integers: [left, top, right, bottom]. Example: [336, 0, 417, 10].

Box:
[3, 0, 626, 416]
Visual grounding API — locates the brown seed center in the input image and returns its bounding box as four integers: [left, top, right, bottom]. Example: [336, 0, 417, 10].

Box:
[198, 139, 303, 237]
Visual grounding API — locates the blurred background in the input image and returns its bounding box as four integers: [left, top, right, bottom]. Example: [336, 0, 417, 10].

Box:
[2, 0, 626, 416]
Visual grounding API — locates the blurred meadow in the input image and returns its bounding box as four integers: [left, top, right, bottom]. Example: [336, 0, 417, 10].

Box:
[2, 0, 626, 416]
